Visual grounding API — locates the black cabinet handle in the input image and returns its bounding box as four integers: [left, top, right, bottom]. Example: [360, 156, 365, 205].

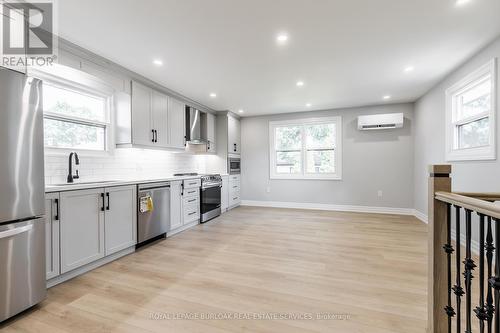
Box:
[207, 141, 211, 150]
[234, 143, 237, 152]
[154, 130, 158, 143]
[151, 129, 155, 142]
[101, 193, 105, 211]
[54, 198, 59, 221]
[106, 192, 110, 210]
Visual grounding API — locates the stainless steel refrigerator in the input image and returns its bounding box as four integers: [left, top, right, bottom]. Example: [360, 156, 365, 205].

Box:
[0, 67, 46, 322]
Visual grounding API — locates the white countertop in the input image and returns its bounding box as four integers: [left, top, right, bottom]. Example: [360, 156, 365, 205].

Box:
[45, 175, 202, 193]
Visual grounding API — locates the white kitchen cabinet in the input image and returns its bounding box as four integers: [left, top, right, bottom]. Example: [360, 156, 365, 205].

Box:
[152, 91, 169, 147]
[221, 176, 229, 212]
[45, 193, 60, 280]
[60, 188, 105, 274]
[169, 179, 201, 233]
[121, 81, 187, 151]
[228, 174, 241, 209]
[170, 181, 183, 231]
[104, 185, 137, 256]
[131, 81, 174, 148]
[227, 115, 241, 154]
[182, 180, 201, 224]
[206, 112, 217, 153]
[168, 98, 186, 149]
[131, 81, 154, 146]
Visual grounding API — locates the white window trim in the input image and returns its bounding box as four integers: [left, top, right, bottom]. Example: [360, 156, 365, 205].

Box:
[29, 65, 116, 157]
[269, 116, 342, 180]
[445, 58, 497, 161]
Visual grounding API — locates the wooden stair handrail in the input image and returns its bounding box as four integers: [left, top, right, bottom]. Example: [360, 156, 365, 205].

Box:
[435, 191, 500, 219]
[453, 192, 500, 202]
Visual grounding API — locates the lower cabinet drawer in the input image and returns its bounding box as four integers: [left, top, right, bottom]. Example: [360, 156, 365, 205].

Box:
[229, 192, 241, 207]
[229, 181, 240, 193]
[183, 202, 200, 223]
[184, 187, 199, 198]
[183, 196, 199, 206]
[184, 179, 201, 189]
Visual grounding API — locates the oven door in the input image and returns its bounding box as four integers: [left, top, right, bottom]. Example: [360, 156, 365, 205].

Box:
[201, 184, 221, 223]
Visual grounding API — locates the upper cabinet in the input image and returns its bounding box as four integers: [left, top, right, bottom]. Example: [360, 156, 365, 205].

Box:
[206, 112, 217, 153]
[131, 81, 154, 146]
[227, 114, 241, 154]
[168, 98, 186, 149]
[119, 81, 186, 150]
[151, 90, 169, 147]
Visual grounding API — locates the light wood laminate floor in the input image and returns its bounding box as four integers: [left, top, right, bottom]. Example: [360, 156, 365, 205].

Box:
[1, 206, 428, 333]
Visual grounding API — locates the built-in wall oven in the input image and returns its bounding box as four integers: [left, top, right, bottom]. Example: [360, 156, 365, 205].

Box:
[200, 175, 222, 223]
[228, 156, 241, 175]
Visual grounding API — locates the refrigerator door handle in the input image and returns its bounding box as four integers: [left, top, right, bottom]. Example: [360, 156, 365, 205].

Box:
[54, 198, 59, 221]
[0, 224, 33, 239]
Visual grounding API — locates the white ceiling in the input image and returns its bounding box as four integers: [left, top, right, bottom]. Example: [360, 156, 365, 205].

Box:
[58, 0, 500, 117]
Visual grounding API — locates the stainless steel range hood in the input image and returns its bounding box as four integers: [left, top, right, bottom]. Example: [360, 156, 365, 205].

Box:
[185, 106, 207, 145]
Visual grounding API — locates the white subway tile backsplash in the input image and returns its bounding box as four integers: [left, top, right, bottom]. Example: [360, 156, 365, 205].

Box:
[44, 148, 206, 184]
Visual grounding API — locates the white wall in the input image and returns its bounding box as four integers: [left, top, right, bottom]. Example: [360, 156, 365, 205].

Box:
[240, 103, 415, 210]
[414, 37, 500, 217]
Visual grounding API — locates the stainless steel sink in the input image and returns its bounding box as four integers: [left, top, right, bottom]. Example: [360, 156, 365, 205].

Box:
[48, 181, 119, 186]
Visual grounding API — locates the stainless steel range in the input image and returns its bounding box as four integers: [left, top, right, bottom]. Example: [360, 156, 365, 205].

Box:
[200, 175, 222, 223]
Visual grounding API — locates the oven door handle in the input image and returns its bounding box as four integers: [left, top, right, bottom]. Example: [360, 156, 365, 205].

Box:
[202, 184, 222, 190]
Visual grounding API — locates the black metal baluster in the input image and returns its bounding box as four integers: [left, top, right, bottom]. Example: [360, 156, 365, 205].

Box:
[463, 209, 476, 333]
[489, 218, 500, 333]
[453, 205, 464, 333]
[486, 216, 495, 333]
[475, 214, 487, 332]
[444, 203, 455, 333]
[490, 219, 500, 333]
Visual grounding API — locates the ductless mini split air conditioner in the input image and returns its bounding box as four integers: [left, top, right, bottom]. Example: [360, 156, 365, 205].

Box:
[357, 113, 404, 130]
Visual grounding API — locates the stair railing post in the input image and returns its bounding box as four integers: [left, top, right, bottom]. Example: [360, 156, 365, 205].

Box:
[428, 164, 452, 333]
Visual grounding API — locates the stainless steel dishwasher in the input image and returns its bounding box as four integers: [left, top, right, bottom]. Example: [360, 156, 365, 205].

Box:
[137, 182, 171, 247]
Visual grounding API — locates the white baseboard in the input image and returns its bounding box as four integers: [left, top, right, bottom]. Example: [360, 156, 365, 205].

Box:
[241, 200, 415, 216]
[413, 210, 428, 224]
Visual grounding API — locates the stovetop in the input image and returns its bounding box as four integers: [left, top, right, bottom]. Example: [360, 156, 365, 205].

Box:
[201, 174, 222, 182]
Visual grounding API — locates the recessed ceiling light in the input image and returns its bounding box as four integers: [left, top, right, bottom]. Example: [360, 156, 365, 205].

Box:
[153, 59, 163, 66]
[404, 66, 415, 73]
[277, 34, 289, 43]
[383, 95, 392, 100]
[238, 109, 244, 113]
[455, 0, 472, 6]
[210, 93, 217, 98]
[296, 81, 305, 87]
[306, 103, 312, 107]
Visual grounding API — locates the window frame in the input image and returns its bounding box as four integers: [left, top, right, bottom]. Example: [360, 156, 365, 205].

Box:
[30, 65, 115, 156]
[269, 116, 342, 180]
[445, 59, 497, 161]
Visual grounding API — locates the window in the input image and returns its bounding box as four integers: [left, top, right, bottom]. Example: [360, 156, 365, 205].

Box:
[269, 117, 342, 180]
[42, 80, 111, 152]
[446, 59, 497, 161]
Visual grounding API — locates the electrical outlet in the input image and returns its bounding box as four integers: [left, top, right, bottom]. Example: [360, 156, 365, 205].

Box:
[266, 186, 271, 193]
[377, 190, 383, 197]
